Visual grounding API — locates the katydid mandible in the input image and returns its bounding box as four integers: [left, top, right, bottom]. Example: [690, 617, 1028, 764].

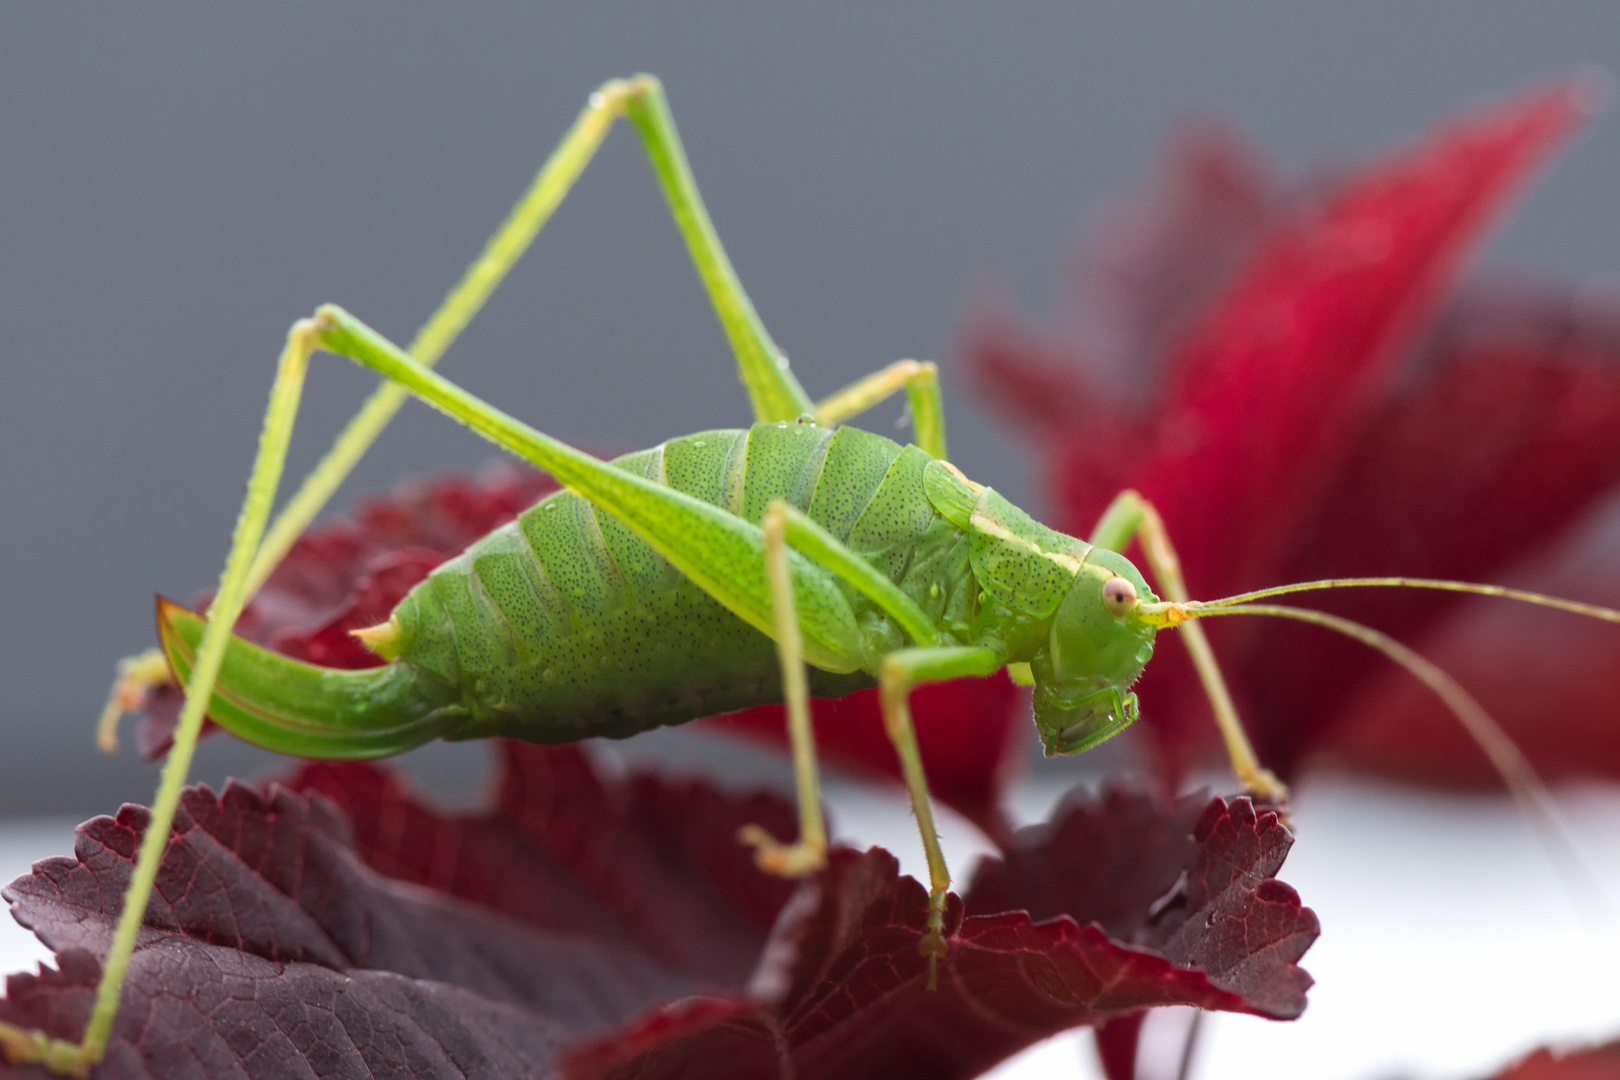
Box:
[7, 75, 1618, 1076]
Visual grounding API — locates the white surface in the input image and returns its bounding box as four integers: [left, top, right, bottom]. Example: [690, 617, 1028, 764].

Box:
[0, 817, 79, 978]
[3, 779, 1617, 1079]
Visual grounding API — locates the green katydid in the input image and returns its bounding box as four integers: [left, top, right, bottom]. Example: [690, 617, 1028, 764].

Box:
[5, 74, 1617, 1076]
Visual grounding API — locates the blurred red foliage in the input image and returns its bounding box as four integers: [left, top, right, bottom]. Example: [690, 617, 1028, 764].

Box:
[969, 80, 1620, 788]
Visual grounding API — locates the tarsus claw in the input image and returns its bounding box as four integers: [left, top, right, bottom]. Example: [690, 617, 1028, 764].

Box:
[95, 647, 172, 754]
[736, 823, 827, 877]
[0, 1020, 93, 1077]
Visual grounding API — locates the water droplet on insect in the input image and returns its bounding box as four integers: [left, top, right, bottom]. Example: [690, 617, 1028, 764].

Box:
[693, 440, 706, 447]
[542, 668, 555, 681]
[589, 91, 606, 109]
[776, 352, 791, 370]
[778, 421, 787, 429]
[796, 412, 815, 425]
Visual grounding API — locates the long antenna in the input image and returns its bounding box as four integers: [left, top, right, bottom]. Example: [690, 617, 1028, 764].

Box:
[1197, 577, 1620, 625]
[1189, 602, 1610, 921]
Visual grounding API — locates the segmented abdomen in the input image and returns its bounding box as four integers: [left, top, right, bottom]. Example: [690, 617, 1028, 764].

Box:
[388, 421, 975, 743]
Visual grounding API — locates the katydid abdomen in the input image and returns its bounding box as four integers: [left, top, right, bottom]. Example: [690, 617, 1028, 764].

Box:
[399, 419, 981, 741]
[161, 419, 984, 755]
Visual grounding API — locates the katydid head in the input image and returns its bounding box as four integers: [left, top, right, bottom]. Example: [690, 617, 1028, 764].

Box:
[1033, 548, 1158, 756]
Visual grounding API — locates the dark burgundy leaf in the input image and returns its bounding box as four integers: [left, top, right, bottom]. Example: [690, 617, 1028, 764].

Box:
[702, 671, 1028, 841]
[0, 773, 697, 1080]
[965, 787, 1206, 937]
[562, 997, 786, 1080]
[966, 791, 1316, 1019]
[289, 743, 797, 984]
[3, 750, 1314, 1080]
[1, 945, 583, 1080]
[971, 81, 1610, 787]
[566, 794, 1314, 1080]
[240, 460, 564, 651]
[270, 549, 448, 669]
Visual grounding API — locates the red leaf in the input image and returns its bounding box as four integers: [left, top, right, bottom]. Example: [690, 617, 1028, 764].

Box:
[971, 80, 1612, 787]
[290, 744, 797, 983]
[270, 548, 448, 669]
[1254, 285, 1620, 780]
[1316, 508, 1620, 785]
[567, 793, 1314, 1080]
[702, 672, 1027, 840]
[0, 775, 696, 1079]
[1092, 1012, 1148, 1080]
[1, 754, 1314, 1079]
[965, 791, 1316, 1019]
[1486, 1039, 1620, 1080]
[1150, 84, 1585, 582]
[242, 460, 564, 649]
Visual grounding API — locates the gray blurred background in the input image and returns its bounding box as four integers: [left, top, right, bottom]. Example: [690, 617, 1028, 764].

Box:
[5, 4, 1620, 818]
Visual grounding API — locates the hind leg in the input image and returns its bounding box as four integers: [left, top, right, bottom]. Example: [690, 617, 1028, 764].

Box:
[96, 75, 817, 749]
[2, 320, 328, 1074]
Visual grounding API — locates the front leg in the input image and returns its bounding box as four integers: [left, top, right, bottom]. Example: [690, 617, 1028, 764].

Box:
[1090, 490, 1288, 803]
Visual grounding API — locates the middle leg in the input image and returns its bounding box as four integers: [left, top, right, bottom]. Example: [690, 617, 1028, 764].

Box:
[734, 501, 832, 877]
[739, 499, 949, 873]
[743, 500, 1000, 989]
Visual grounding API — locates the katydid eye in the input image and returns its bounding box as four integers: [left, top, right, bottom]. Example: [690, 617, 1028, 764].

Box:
[1101, 576, 1138, 617]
